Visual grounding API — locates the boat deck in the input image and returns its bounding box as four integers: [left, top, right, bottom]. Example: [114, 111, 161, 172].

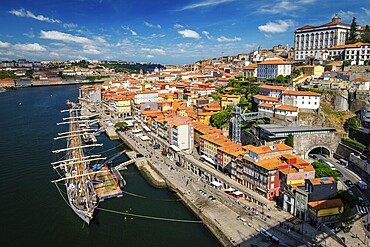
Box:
[90, 166, 123, 202]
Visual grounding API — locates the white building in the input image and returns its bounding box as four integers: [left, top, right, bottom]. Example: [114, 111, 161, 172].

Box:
[257, 59, 292, 81]
[294, 15, 350, 61]
[258, 103, 298, 117]
[133, 90, 158, 104]
[328, 42, 370, 65]
[281, 90, 321, 110]
[169, 123, 194, 151]
[258, 85, 287, 98]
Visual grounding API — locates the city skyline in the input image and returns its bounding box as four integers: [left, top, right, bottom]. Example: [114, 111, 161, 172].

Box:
[0, 0, 370, 64]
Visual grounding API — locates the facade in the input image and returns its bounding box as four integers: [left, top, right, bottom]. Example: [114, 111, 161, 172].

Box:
[258, 85, 287, 98]
[328, 42, 370, 65]
[169, 123, 194, 151]
[307, 198, 344, 227]
[294, 15, 350, 61]
[257, 59, 292, 80]
[221, 94, 241, 110]
[200, 133, 234, 163]
[133, 90, 158, 104]
[281, 90, 321, 110]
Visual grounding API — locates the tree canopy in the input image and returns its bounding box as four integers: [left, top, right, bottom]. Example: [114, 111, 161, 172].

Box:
[347, 17, 358, 44]
[210, 106, 232, 129]
[285, 134, 294, 147]
[343, 117, 359, 131]
[311, 161, 339, 180]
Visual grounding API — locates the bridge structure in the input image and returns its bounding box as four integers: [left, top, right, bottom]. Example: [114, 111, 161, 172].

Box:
[230, 106, 268, 144]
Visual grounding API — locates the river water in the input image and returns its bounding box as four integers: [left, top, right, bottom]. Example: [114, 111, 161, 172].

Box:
[0, 85, 218, 247]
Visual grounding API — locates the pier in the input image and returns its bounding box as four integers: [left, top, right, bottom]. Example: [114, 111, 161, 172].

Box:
[91, 165, 123, 202]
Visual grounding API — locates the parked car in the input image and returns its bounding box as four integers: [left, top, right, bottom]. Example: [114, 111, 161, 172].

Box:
[344, 180, 353, 187]
[348, 190, 354, 196]
[153, 143, 160, 149]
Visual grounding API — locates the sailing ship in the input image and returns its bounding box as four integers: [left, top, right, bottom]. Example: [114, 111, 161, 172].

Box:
[51, 103, 105, 224]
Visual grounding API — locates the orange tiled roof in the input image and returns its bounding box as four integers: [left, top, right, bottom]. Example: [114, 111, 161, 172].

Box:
[276, 105, 298, 112]
[254, 94, 280, 102]
[282, 90, 321, 96]
[258, 103, 274, 108]
[308, 198, 343, 211]
[328, 42, 370, 50]
[352, 77, 369, 82]
[259, 85, 287, 91]
[258, 59, 291, 65]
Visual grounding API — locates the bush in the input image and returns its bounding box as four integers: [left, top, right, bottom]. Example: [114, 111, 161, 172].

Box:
[342, 138, 366, 151]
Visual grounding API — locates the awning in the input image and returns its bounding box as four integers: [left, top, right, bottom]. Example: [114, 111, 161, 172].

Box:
[140, 135, 151, 141]
[233, 191, 243, 196]
[170, 145, 181, 152]
[132, 129, 142, 133]
[200, 155, 215, 165]
[225, 188, 235, 192]
[211, 181, 222, 187]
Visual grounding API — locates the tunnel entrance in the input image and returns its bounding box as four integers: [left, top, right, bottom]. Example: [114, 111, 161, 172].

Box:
[307, 146, 331, 158]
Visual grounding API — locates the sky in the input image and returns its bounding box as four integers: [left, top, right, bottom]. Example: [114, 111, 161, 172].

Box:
[0, 0, 369, 65]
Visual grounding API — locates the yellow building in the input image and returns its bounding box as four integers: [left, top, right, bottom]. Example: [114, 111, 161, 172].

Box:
[221, 94, 241, 110]
[307, 198, 344, 227]
[200, 133, 234, 162]
[197, 112, 215, 125]
[114, 96, 132, 118]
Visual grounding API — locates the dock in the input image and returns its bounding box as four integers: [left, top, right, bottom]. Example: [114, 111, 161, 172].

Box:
[90, 165, 123, 202]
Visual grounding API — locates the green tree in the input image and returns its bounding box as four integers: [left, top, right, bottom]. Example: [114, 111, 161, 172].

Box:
[114, 121, 128, 130]
[311, 161, 339, 180]
[276, 75, 287, 84]
[362, 25, 370, 43]
[210, 107, 232, 129]
[343, 117, 359, 131]
[347, 17, 358, 44]
[285, 134, 294, 147]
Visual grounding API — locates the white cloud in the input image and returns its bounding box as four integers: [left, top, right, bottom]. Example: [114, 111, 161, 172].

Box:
[40, 30, 93, 44]
[141, 48, 166, 55]
[147, 55, 154, 58]
[82, 45, 101, 55]
[0, 41, 11, 48]
[202, 31, 213, 40]
[177, 0, 237, 11]
[258, 20, 295, 33]
[121, 26, 137, 36]
[144, 21, 161, 29]
[178, 29, 201, 39]
[13, 43, 46, 51]
[23, 29, 35, 38]
[362, 7, 370, 16]
[9, 8, 61, 23]
[217, 36, 241, 42]
[151, 34, 166, 38]
[336, 10, 356, 22]
[174, 24, 184, 29]
[63, 23, 78, 29]
[258, 0, 316, 14]
[49, 52, 59, 57]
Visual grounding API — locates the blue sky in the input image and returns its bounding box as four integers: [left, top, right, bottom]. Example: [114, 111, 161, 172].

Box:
[0, 0, 369, 64]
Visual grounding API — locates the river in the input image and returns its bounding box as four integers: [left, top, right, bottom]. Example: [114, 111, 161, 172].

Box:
[0, 85, 218, 247]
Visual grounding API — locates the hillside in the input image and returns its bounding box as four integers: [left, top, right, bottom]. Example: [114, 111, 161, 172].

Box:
[298, 91, 355, 132]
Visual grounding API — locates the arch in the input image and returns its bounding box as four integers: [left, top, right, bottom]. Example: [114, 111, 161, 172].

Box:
[305, 146, 332, 159]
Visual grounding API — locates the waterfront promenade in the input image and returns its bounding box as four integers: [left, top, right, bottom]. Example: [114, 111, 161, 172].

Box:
[118, 129, 316, 247]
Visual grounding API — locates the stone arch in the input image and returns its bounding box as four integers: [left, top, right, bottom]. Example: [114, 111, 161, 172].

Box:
[305, 145, 332, 159]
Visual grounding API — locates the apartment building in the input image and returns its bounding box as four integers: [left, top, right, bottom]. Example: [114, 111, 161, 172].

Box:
[328, 42, 370, 65]
[281, 90, 321, 110]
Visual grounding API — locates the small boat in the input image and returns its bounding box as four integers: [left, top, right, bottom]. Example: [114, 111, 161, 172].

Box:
[19, 102, 22, 106]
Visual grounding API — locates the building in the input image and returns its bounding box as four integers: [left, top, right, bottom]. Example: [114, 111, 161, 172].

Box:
[133, 90, 158, 104]
[255, 124, 337, 143]
[258, 85, 287, 98]
[169, 122, 194, 151]
[200, 133, 234, 165]
[360, 107, 370, 128]
[257, 59, 292, 81]
[281, 90, 321, 110]
[328, 42, 370, 65]
[221, 94, 241, 110]
[307, 198, 344, 227]
[294, 15, 350, 61]
[243, 63, 258, 77]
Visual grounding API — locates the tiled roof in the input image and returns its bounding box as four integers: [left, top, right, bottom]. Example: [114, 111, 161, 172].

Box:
[258, 59, 291, 65]
[254, 94, 280, 102]
[308, 198, 344, 211]
[282, 90, 321, 96]
[259, 85, 287, 91]
[276, 105, 299, 112]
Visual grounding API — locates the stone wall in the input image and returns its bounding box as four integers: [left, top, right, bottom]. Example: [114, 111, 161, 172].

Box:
[293, 132, 342, 159]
